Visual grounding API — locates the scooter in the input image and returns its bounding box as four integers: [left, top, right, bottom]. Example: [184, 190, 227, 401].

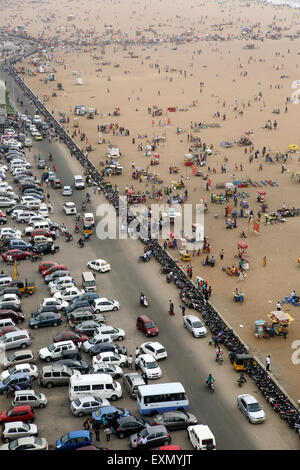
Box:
[74, 225, 79, 233]
[77, 239, 84, 248]
[206, 381, 215, 393]
[237, 374, 247, 387]
[140, 296, 148, 307]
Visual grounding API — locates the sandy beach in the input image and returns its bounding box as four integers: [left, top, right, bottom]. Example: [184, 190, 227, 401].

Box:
[1, 0, 300, 401]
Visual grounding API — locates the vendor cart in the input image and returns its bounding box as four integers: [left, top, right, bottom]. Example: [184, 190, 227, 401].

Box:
[266, 311, 294, 335]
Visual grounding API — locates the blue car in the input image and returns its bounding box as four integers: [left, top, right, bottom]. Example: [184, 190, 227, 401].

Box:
[72, 293, 99, 305]
[0, 372, 31, 394]
[55, 430, 92, 450]
[92, 406, 131, 424]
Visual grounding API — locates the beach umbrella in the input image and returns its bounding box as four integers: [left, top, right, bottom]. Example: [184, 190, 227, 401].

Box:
[238, 241, 248, 249]
[257, 189, 266, 195]
[288, 144, 298, 151]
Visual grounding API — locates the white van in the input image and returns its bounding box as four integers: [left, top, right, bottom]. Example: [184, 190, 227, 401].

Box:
[187, 425, 216, 450]
[33, 221, 50, 231]
[69, 374, 122, 401]
[74, 175, 85, 189]
[0, 277, 12, 289]
[81, 272, 96, 292]
[83, 213, 95, 226]
[24, 200, 41, 210]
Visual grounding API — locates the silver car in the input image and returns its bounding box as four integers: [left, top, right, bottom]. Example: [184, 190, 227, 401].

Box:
[237, 394, 266, 423]
[70, 395, 110, 416]
[183, 315, 207, 338]
[62, 186, 72, 196]
[1, 421, 38, 442]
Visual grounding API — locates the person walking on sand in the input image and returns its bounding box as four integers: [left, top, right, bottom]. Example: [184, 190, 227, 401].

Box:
[219, 249, 224, 261]
[169, 300, 174, 316]
[266, 355, 271, 372]
[263, 256, 267, 267]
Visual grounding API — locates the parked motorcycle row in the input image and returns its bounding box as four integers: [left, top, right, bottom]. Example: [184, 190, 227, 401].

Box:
[7, 57, 300, 436]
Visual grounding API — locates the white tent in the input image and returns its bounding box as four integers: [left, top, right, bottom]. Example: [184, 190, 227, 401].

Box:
[76, 77, 83, 85]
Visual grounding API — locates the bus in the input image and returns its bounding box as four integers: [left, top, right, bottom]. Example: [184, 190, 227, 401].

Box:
[136, 382, 189, 416]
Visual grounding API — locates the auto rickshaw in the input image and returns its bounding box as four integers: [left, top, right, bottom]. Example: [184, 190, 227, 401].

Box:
[83, 224, 93, 237]
[10, 280, 35, 296]
[266, 311, 294, 335]
[180, 250, 191, 262]
[74, 118, 79, 128]
[233, 354, 256, 372]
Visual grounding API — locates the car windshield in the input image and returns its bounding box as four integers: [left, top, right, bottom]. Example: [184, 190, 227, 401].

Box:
[157, 348, 165, 354]
[47, 344, 56, 352]
[7, 366, 17, 375]
[3, 376, 12, 385]
[145, 322, 155, 329]
[145, 360, 158, 369]
[74, 399, 82, 407]
[9, 439, 20, 450]
[6, 353, 16, 361]
[139, 428, 149, 438]
[192, 321, 203, 328]
[60, 433, 70, 444]
[248, 403, 262, 412]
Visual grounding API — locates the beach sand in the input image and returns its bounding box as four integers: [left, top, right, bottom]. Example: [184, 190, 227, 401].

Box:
[2, 0, 300, 400]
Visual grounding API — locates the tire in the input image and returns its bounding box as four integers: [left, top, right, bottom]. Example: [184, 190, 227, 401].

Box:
[110, 395, 118, 401]
[45, 357, 51, 363]
[53, 323, 57, 327]
[120, 363, 126, 368]
[177, 407, 184, 412]
[113, 307, 118, 311]
[33, 325, 38, 329]
[4, 438, 10, 443]
[163, 441, 169, 446]
[78, 412, 84, 417]
[117, 336, 124, 341]
[46, 382, 53, 389]
[95, 309, 100, 314]
[21, 343, 27, 349]
[0, 389, 5, 395]
[39, 404, 45, 408]
[114, 374, 121, 379]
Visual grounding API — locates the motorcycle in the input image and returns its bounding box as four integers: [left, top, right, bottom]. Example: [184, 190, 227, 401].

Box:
[74, 225, 79, 233]
[140, 296, 148, 307]
[216, 353, 223, 365]
[31, 253, 42, 262]
[237, 374, 247, 387]
[65, 233, 73, 242]
[166, 272, 173, 283]
[206, 380, 215, 393]
[77, 239, 84, 248]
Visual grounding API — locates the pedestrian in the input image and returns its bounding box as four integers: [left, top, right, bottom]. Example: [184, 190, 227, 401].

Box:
[55, 228, 60, 239]
[127, 355, 133, 370]
[207, 286, 212, 298]
[93, 419, 101, 441]
[266, 355, 271, 372]
[169, 300, 174, 316]
[142, 373, 148, 385]
[104, 426, 111, 442]
[276, 301, 282, 311]
[282, 325, 288, 340]
[219, 249, 224, 261]
[83, 417, 90, 431]
[102, 417, 109, 429]
[135, 346, 140, 358]
[180, 305, 186, 316]
[263, 256, 267, 267]
[135, 356, 140, 371]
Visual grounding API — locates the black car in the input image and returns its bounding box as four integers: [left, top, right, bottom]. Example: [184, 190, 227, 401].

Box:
[23, 191, 44, 200]
[0, 216, 7, 225]
[151, 411, 198, 430]
[89, 342, 127, 357]
[114, 416, 150, 439]
[0, 287, 22, 298]
[33, 243, 59, 255]
[6, 204, 28, 215]
[75, 321, 101, 337]
[20, 184, 41, 193]
[55, 358, 89, 374]
[0, 303, 22, 312]
[31, 306, 59, 318]
[29, 312, 62, 329]
[65, 300, 91, 314]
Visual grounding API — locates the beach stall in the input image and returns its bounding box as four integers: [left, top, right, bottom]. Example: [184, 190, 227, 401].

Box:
[75, 105, 85, 115]
[86, 108, 95, 119]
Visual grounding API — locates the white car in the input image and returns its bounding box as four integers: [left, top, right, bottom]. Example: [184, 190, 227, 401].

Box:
[96, 325, 126, 341]
[70, 395, 110, 417]
[21, 196, 41, 205]
[63, 202, 76, 215]
[0, 436, 48, 450]
[62, 186, 72, 196]
[237, 394, 266, 424]
[50, 282, 75, 295]
[87, 259, 111, 273]
[41, 297, 69, 310]
[1, 364, 39, 381]
[183, 315, 207, 338]
[82, 334, 113, 353]
[48, 276, 74, 291]
[1, 422, 38, 443]
[38, 205, 49, 218]
[0, 228, 22, 239]
[93, 298, 120, 313]
[139, 342, 168, 360]
[24, 138, 32, 148]
[0, 294, 21, 306]
[38, 341, 78, 362]
[138, 354, 162, 379]
[54, 287, 84, 302]
[92, 351, 128, 368]
[15, 211, 36, 224]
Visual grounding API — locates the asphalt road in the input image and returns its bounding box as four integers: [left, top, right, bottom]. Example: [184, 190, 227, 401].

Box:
[0, 69, 299, 450]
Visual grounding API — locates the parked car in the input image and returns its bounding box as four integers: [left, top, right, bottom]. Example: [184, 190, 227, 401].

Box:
[138, 354, 162, 379]
[55, 431, 92, 450]
[130, 425, 171, 449]
[152, 411, 198, 430]
[92, 406, 131, 425]
[0, 405, 34, 423]
[53, 331, 88, 345]
[65, 300, 91, 314]
[0, 436, 48, 450]
[54, 287, 84, 302]
[114, 416, 150, 439]
[92, 298, 120, 313]
[1, 421, 38, 442]
[12, 389, 48, 409]
[74, 293, 99, 304]
[0, 330, 31, 350]
[139, 342, 167, 360]
[1, 364, 38, 381]
[38, 340, 78, 362]
[95, 325, 126, 341]
[89, 363, 123, 379]
[123, 373, 146, 398]
[29, 312, 62, 329]
[0, 372, 32, 395]
[2, 250, 31, 262]
[55, 358, 89, 375]
[39, 364, 80, 388]
[1, 350, 35, 369]
[89, 342, 127, 357]
[237, 394, 266, 423]
[87, 259, 111, 273]
[92, 352, 128, 368]
[70, 396, 110, 417]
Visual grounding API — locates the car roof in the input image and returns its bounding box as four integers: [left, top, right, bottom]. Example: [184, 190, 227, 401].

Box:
[185, 315, 200, 321]
[139, 353, 156, 361]
[143, 342, 164, 349]
[67, 430, 90, 438]
[238, 394, 258, 404]
[4, 421, 27, 428]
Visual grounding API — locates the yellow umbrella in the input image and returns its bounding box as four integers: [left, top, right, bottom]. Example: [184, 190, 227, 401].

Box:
[288, 144, 298, 151]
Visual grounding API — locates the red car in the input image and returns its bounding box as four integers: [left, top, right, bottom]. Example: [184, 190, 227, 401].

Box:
[42, 264, 67, 278]
[39, 261, 58, 273]
[2, 250, 31, 261]
[0, 405, 34, 423]
[30, 229, 55, 240]
[0, 325, 30, 337]
[53, 331, 89, 345]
